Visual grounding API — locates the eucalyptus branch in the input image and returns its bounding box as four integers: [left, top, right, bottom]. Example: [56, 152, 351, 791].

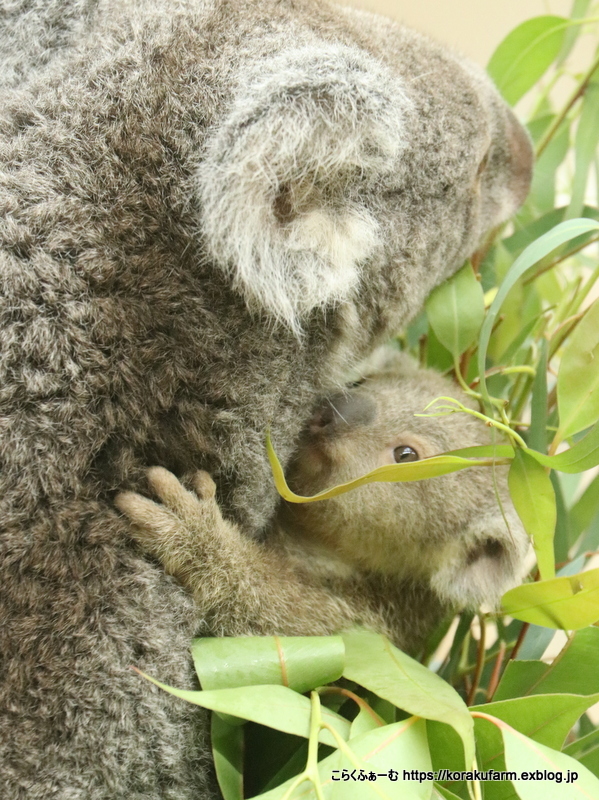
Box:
[536, 51, 599, 158]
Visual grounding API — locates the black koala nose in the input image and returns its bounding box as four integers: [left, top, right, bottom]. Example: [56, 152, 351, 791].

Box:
[308, 391, 376, 434]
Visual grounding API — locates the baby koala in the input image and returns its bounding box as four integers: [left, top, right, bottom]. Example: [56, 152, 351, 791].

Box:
[116, 353, 529, 652]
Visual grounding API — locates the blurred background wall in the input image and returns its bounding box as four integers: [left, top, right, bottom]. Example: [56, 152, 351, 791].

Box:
[336, 1, 575, 65]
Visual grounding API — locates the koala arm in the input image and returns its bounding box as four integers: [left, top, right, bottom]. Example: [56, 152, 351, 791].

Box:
[115, 469, 377, 637]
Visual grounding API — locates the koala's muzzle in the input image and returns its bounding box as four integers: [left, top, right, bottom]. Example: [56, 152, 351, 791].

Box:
[309, 391, 377, 434]
[465, 537, 505, 566]
[506, 108, 534, 209]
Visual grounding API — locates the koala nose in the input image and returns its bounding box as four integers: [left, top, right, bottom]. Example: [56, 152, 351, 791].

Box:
[506, 107, 534, 209]
[309, 391, 376, 433]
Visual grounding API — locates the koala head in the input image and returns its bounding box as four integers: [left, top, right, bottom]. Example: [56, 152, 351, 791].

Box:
[199, 0, 533, 335]
[282, 351, 529, 609]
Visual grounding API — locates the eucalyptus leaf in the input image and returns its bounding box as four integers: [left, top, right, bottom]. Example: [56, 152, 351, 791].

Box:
[478, 219, 599, 403]
[508, 449, 556, 580]
[425, 262, 485, 359]
[557, 299, 599, 439]
[136, 673, 350, 747]
[569, 473, 599, 547]
[432, 787, 464, 800]
[516, 625, 556, 662]
[564, 728, 599, 778]
[501, 723, 599, 799]
[494, 628, 599, 700]
[487, 16, 568, 105]
[529, 117, 570, 213]
[477, 694, 599, 751]
[255, 718, 431, 800]
[501, 568, 599, 629]
[523, 421, 599, 473]
[349, 707, 382, 739]
[212, 714, 244, 800]
[557, 0, 592, 64]
[191, 636, 344, 693]
[342, 632, 475, 768]
[527, 338, 548, 454]
[268, 435, 505, 503]
[566, 80, 599, 220]
[472, 695, 599, 800]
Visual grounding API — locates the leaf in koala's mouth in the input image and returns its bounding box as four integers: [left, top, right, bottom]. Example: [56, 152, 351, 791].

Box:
[266, 433, 511, 503]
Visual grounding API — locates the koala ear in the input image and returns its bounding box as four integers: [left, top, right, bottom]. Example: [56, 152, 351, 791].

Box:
[345, 345, 420, 384]
[198, 43, 410, 333]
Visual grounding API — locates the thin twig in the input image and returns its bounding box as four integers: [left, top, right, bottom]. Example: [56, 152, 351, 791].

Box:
[536, 53, 599, 158]
[487, 641, 507, 701]
[508, 622, 530, 662]
[467, 615, 487, 706]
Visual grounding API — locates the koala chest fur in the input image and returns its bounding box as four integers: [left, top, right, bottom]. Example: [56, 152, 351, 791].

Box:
[0, 1, 532, 798]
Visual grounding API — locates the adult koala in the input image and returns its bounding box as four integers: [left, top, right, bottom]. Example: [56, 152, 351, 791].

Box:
[0, 0, 532, 797]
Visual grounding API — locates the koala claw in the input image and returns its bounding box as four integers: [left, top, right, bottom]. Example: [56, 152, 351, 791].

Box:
[116, 468, 229, 565]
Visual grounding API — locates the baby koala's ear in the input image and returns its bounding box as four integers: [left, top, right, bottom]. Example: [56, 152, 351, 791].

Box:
[354, 345, 421, 379]
[198, 43, 409, 333]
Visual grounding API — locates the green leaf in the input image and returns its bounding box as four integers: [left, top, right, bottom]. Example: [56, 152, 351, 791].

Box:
[494, 628, 599, 700]
[508, 449, 556, 580]
[135, 674, 350, 747]
[258, 742, 310, 796]
[502, 206, 599, 257]
[349, 707, 383, 739]
[477, 694, 599, 751]
[557, 0, 592, 64]
[432, 787, 464, 800]
[472, 695, 599, 800]
[342, 632, 475, 768]
[550, 472, 570, 564]
[267, 435, 507, 503]
[557, 299, 599, 439]
[570, 473, 599, 547]
[501, 722, 599, 799]
[523, 422, 599, 473]
[528, 116, 570, 213]
[255, 718, 431, 800]
[567, 80, 599, 219]
[516, 624, 556, 662]
[564, 728, 599, 778]
[425, 262, 485, 359]
[501, 568, 599, 629]
[212, 714, 244, 800]
[426, 324, 454, 373]
[487, 16, 568, 105]
[564, 726, 599, 760]
[447, 445, 515, 459]
[528, 338, 549, 454]
[191, 636, 344, 693]
[478, 219, 599, 403]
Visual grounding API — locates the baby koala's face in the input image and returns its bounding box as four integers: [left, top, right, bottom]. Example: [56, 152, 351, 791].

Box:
[284, 356, 529, 609]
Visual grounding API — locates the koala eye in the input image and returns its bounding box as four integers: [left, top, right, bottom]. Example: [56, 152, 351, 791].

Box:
[393, 445, 419, 463]
[346, 378, 366, 389]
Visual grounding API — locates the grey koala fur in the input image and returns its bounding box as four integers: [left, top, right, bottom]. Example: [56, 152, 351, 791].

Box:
[116, 352, 529, 649]
[0, 0, 101, 87]
[0, 0, 532, 797]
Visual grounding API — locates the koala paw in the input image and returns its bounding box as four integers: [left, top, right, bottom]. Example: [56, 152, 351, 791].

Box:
[115, 468, 227, 568]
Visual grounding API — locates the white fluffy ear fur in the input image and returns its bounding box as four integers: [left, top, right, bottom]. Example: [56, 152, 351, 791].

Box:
[198, 43, 410, 333]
